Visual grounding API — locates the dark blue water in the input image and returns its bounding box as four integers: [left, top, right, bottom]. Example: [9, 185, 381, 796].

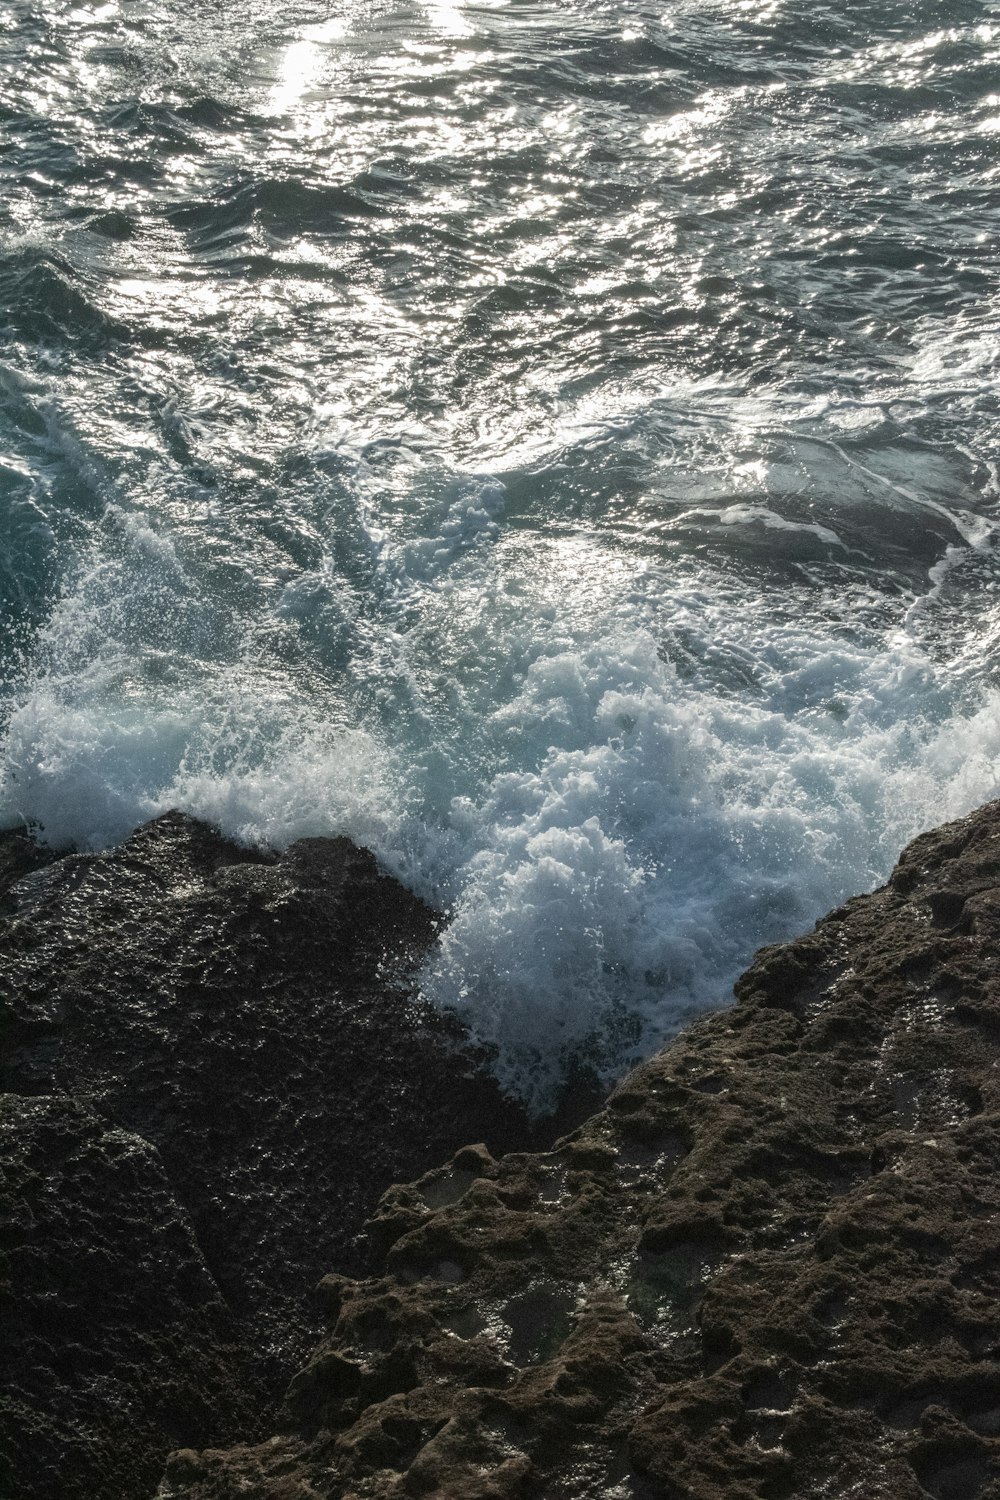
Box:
[2, 0, 999, 1103]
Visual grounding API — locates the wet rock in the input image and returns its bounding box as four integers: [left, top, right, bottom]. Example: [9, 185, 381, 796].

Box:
[0, 812, 547, 1500]
[0, 1093, 256, 1500]
[161, 801, 1000, 1499]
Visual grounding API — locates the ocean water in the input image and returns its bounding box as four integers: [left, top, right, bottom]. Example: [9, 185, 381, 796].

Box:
[2, 0, 999, 1107]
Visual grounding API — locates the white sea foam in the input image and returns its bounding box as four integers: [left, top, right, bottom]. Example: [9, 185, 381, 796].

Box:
[4, 494, 1000, 1111]
[2, 0, 1000, 1111]
[419, 630, 1000, 1107]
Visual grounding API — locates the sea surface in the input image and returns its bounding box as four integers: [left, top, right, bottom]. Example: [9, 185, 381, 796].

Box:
[2, 0, 999, 1105]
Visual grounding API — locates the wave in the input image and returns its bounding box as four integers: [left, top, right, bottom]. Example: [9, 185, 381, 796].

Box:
[2, 0, 999, 1109]
[3, 488, 1000, 1109]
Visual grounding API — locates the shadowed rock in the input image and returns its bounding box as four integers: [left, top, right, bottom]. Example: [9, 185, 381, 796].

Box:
[0, 1094, 257, 1500]
[0, 812, 553, 1500]
[159, 801, 1000, 1500]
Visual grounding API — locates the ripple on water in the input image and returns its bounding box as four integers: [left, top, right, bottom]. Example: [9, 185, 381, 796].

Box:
[1, 0, 999, 1102]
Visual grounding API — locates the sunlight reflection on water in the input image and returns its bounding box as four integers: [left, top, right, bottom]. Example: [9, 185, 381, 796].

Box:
[1, 0, 999, 1102]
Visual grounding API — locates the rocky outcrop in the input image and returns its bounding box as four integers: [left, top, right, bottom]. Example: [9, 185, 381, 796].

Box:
[1, 1094, 258, 1500]
[0, 813, 552, 1500]
[159, 802, 1000, 1500]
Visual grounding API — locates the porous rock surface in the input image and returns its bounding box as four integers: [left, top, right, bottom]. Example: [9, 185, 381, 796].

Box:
[0, 812, 545, 1500]
[161, 801, 1000, 1500]
[1, 1093, 256, 1500]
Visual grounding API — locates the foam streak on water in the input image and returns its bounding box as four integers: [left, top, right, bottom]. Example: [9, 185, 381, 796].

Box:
[1, 0, 999, 1104]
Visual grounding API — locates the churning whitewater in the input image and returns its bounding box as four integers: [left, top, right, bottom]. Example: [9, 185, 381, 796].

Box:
[1, 0, 999, 1105]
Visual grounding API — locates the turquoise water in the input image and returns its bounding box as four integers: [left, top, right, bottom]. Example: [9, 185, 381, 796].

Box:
[2, 0, 999, 1104]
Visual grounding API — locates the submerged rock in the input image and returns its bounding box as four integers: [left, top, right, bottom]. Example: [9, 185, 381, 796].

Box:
[159, 801, 1000, 1499]
[0, 812, 548, 1500]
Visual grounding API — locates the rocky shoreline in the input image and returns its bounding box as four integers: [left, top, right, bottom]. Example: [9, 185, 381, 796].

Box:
[0, 813, 581, 1500]
[6, 804, 1000, 1498]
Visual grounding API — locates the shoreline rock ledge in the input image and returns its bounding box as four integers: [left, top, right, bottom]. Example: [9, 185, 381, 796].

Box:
[0, 812, 565, 1500]
[159, 801, 1000, 1500]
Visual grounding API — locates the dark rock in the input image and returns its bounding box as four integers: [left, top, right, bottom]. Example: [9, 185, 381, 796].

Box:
[0, 812, 550, 1500]
[0, 824, 57, 904]
[0, 1094, 256, 1500]
[159, 800, 1000, 1499]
